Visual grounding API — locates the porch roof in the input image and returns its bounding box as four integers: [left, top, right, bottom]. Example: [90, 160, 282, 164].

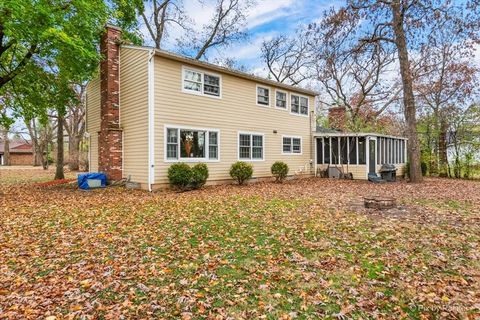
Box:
[313, 131, 408, 140]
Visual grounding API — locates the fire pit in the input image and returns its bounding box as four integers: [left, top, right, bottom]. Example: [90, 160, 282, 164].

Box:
[364, 196, 397, 210]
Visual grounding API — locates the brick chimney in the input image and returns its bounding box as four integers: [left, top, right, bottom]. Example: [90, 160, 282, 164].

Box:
[328, 106, 347, 131]
[98, 25, 123, 181]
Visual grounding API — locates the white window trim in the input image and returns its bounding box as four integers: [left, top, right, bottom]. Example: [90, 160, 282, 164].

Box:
[274, 89, 288, 110]
[164, 124, 221, 163]
[237, 131, 265, 161]
[290, 93, 309, 117]
[181, 66, 222, 99]
[256, 84, 271, 107]
[281, 135, 303, 155]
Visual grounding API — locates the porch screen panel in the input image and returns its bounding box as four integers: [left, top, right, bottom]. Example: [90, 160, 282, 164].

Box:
[358, 137, 366, 164]
[348, 137, 357, 164]
[341, 137, 348, 164]
[377, 138, 381, 165]
[396, 140, 400, 163]
[316, 139, 323, 164]
[388, 139, 392, 164]
[324, 138, 330, 164]
[331, 137, 339, 164]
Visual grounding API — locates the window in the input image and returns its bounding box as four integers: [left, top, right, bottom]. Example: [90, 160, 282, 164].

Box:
[166, 127, 219, 161]
[204, 74, 220, 96]
[167, 128, 178, 159]
[183, 67, 221, 97]
[257, 86, 270, 106]
[276, 90, 287, 109]
[300, 97, 309, 115]
[283, 136, 302, 154]
[291, 95, 309, 116]
[348, 137, 357, 165]
[239, 133, 264, 160]
[209, 132, 218, 160]
[358, 137, 366, 164]
[291, 95, 299, 113]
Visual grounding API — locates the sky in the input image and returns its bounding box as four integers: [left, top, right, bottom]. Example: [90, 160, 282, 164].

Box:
[140, 0, 340, 76]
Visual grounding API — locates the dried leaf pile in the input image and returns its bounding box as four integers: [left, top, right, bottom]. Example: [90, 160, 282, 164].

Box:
[1, 168, 479, 319]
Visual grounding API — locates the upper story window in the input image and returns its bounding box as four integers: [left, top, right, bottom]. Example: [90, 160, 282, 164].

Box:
[275, 90, 287, 109]
[183, 67, 221, 98]
[291, 94, 309, 116]
[166, 126, 219, 162]
[257, 85, 270, 106]
[238, 132, 264, 160]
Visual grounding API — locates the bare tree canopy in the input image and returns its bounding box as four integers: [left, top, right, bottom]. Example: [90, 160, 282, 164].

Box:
[189, 0, 255, 60]
[261, 32, 313, 85]
[137, 0, 190, 49]
[318, 0, 480, 182]
[308, 12, 400, 131]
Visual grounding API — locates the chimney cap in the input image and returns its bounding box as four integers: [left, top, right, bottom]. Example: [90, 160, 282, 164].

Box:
[104, 24, 122, 32]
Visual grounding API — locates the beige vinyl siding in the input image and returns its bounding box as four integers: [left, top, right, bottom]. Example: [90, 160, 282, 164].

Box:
[154, 56, 315, 184]
[120, 47, 149, 183]
[86, 78, 100, 172]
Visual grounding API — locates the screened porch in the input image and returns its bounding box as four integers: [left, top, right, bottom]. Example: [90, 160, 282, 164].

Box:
[314, 133, 408, 180]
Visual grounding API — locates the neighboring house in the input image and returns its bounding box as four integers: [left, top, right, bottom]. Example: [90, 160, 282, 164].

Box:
[0, 139, 34, 165]
[86, 26, 407, 190]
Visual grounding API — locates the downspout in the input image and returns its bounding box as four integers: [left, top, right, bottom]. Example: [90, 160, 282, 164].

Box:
[310, 108, 314, 175]
[147, 49, 155, 191]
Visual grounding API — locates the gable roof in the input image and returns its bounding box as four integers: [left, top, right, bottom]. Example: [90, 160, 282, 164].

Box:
[122, 45, 319, 97]
[0, 139, 33, 154]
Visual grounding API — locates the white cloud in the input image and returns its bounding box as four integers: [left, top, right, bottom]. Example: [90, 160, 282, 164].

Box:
[245, 0, 297, 29]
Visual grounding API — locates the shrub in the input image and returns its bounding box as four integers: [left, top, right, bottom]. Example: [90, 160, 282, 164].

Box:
[404, 162, 410, 179]
[229, 161, 253, 185]
[168, 163, 192, 191]
[271, 161, 289, 182]
[191, 163, 209, 189]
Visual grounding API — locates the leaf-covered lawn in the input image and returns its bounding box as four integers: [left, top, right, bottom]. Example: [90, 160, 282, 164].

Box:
[1, 168, 479, 319]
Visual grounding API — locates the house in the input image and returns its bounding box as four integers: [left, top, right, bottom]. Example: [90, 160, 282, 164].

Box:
[0, 139, 34, 165]
[86, 26, 407, 190]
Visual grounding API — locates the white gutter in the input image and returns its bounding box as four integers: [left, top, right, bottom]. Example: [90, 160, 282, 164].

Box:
[147, 49, 155, 191]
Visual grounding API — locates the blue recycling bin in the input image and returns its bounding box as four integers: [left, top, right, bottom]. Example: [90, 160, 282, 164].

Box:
[78, 173, 107, 190]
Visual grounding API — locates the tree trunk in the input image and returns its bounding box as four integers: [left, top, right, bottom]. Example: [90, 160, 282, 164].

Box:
[68, 135, 80, 171]
[438, 118, 448, 177]
[55, 114, 65, 180]
[2, 130, 10, 165]
[391, 3, 422, 182]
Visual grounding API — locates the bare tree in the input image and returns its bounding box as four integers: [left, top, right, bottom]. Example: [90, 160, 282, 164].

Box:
[138, 0, 190, 49]
[310, 11, 401, 131]
[322, 0, 480, 182]
[188, 0, 255, 60]
[415, 34, 479, 177]
[64, 84, 87, 171]
[261, 32, 312, 85]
